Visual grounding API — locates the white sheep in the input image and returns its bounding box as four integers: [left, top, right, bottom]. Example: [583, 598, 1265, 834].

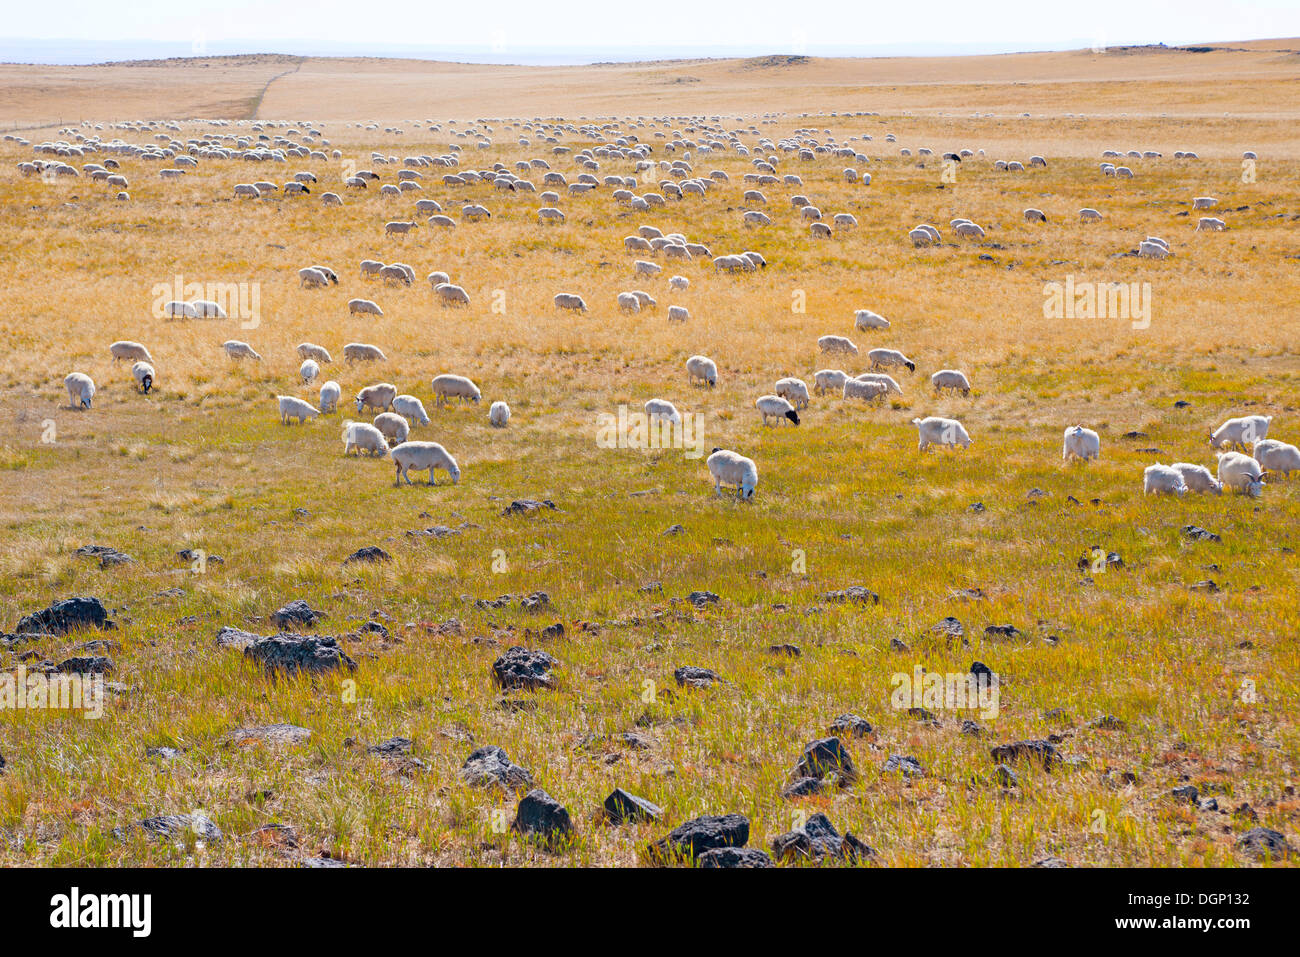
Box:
[110, 340, 152, 363]
[1171, 462, 1221, 495]
[855, 372, 904, 396]
[392, 441, 460, 485]
[1210, 414, 1271, 451]
[190, 300, 226, 319]
[355, 382, 398, 413]
[392, 394, 430, 426]
[669, 275, 689, 291]
[912, 416, 970, 451]
[774, 377, 810, 410]
[343, 342, 387, 363]
[1216, 451, 1264, 496]
[163, 300, 197, 319]
[554, 293, 588, 312]
[300, 359, 320, 384]
[854, 310, 890, 331]
[131, 361, 154, 394]
[278, 394, 320, 424]
[1252, 438, 1300, 477]
[645, 398, 682, 425]
[1192, 197, 1217, 210]
[431, 374, 481, 406]
[686, 355, 717, 388]
[868, 348, 916, 373]
[667, 305, 690, 322]
[818, 335, 858, 356]
[348, 298, 384, 317]
[1196, 217, 1226, 232]
[434, 283, 470, 307]
[1062, 425, 1101, 461]
[930, 369, 970, 396]
[360, 260, 385, 279]
[1079, 208, 1103, 223]
[297, 342, 332, 364]
[706, 448, 757, 499]
[384, 220, 419, 237]
[813, 369, 849, 395]
[756, 394, 799, 426]
[489, 401, 511, 428]
[1024, 208, 1048, 223]
[616, 292, 641, 314]
[373, 411, 410, 445]
[342, 421, 390, 457]
[537, 207, 565, 225]
[843, 378, 888, 402]
[64, 373, 95, 409]
[223, 340, 262, 361]
[319, 380, 341, 414]
[634, 260, 662, 278]
[1143, 464, 1188, 496]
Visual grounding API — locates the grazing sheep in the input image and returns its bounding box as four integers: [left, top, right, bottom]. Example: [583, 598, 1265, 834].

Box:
[392, 395, 430, 427]
[1216, 451, 1264, 496]
[431, 374, 481, 406]
[319, 380, 341, 414]
[320, 192, 343, 206]
[706, 448, 758, 499]
[813, 369, 849, 395]
[434, 283, 470, 307]
[853, 309, 890, 332]
[64, 373, 95, 409]
[1252, 438, 1300, 477]
[343, 342, 387, 363]
[428, 215, 456, 229]
[1196, 217, 1226, 232]
[625, 236, 653, 254]
[297, 342, 332, 364]
[645, 398, 682, 425]
[930, 369, 971, 396]
[756, 394, 799, 426]
[131, 361, 154, 394]
[1192, 197, 1217, 209]
[774, 377, 810, 409]
[800, 205, 822, 222]
[355, 382, 398, 413]
[554, 292, 588, 312]
[300, 359, 320, 384]
[190, 300, 226, 319]
[909, 227, 937, 247]
[954, 221, 986, 239]
[855, 372, 904, 396]
[427, 271, 451, 288]
[631, 291, 657, 309]
[537, 207, 565, 225]
[299, 266, 331, 288]
[278, 395, 320, 424]
[223, 340, 261, 361]
[234, 183, 261, 199]
[462, 204, 491, 222]
[669, 275, 689, 291]
[1171, 462, 1221, 494]
[634, 260, 662, 278]
[912, 416, 971, 451]
[1143, 464, 1188, 495]
[378, 264, 413, 285]
[667, 305, 690, 322]
[384, 220, 419, 238]
[617, 292, 641, 313]
[489, 401, 511, 428]
[1024, 208, 1048, 223]
[348, 298, 384, 317]
[360, 259, 386, 279]
[810, 222, 832, 239]
[868, 348, 916, 373]
[833, 213, 858, 230]
[1210, 414, 1271, 451]
[1138, 241, 1169, 259]
[843, 378, 888, 402]
[373, 411, 410, 445]
[686, 355, 717, 388]
[392, 441, 460, 486]
[742, 210, 772, 226]
[342, 421, 390, 457]
[1062, 425, 1101, 461]
[1079, 207, 1103, 223]
[818, 335, 858, 356]
[110, 340, 152, 363]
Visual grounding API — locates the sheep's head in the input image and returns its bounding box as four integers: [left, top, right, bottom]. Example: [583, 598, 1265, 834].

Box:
[785, 410, 800, 426]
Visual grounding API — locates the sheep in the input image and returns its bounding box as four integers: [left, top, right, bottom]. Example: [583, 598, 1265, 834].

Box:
[391, 441, 460, 486]
[428, 215, 456, 229]
[669, 275, 689, 291]
[300, 359, 320, 384]
[909, 227, 936, 247]
[297, 342, 332, 364]
[373, 411, 410, 445]
[1062, 425, 1101, 461]
[810, 222, 832, 239]
[800, 205, 822, 222]
[756, 394, 799, 426]
[392, 394, 430, 426]
[954, 221, 986, 239]
[813, 369, 849, 395]
[462, 204, 491, 222]
[378, 264, 413, 286]
[190, 300, 226, 319]
[131, 361, 154, 393]
[283, 181, 310, 196]
[818, 335, 858, 356]
[384, 220, 419, 238]
[1079, 207, 1103, 223]
[1143, 464, 1188, 496]
[64, 372, 95, 409]
[1192, 197, 1217, 209]
[234, 183, 261, 199]
[434, 283, 470, 307]
[538, 207, 565, 225]
[427, 271, 451, 288]
[110, 340, 152, 363]
[1210, 414, 1271, 451]
[625, 236, 653, 254]
[617, 292, 641, 313]
[713, 254, 753, 273]
[706, 448, 758, 499]
[1252, 438, 1300, 477]
[1138, 241, 1169, 259]
[768, 377, 809, 410]
[855, 372, 904, 397]
[843, 378, 888, 402]
[1171, 462, 1221, 494]
[631, 291, 657, 310]
[360, 259, 386, 279]
[321, 191, 343, 206]
[1216, 451, 1264, 496]
[912, 416, 971, 451]
[667, 305, 690, 322]
[342, 421, 390, 457]
[355, 382, 398, 413]
[833, 213, 858, 230]
[742, 210, 772, 226]
[1024, 208, 1048, 223]
[854, 309, 890, 331]
[645, 398, 682, 425]
[929, 369, 971, 396]
[432, 373, 481, 406]
[319, 380, 341, 414]
[348, 298, 384, 317]
[343, 342, 387, 363]
[489, 400, 511, 428]
[686, 355, 717, 388]
[634, 260, 662, 278]
[299, 266, 331, 288]
[554, 292, 588, 312]
[868, 348, 916, 373]
[344, 176, 367, 190]
[1196, 217, 1227, 232]
[223, 340, 262, 361]
[162, 300, 197, 319]
[278, 395, 320, 424]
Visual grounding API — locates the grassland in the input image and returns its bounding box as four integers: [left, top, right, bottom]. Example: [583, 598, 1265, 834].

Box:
[0, 45, 1297, 866]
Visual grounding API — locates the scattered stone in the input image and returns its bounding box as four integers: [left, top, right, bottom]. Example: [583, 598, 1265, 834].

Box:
[114, 813, 222, 844]
[502, 499, 557, 516]
[1174, 400, 1190, 409]
[511, 788, 574, 843]
[890, 637, 910, 652]
[990, 739, 1059, 770]
[177, 548, 224, 565]
[519, 591, 550, 613]
[492, 646, 558, 690]
[686, 590, 720, 607]
[908, 707, 939, 723]
[271, 599, 326, 630]
[960, 719, 986, 737]
[1089, 715, 1127, 731]
[970, 661, 996, 683]
[461, 745, 533, 791]
[1239, 827, 1292, 861]
[791, 737, 858, 785]
[1181, 524, 1221, 542]
[930, 616, 965, 642]
[1033, 856, 1069, 868]
[604, 788, 663, 824]
[771, 813, 874, 864]
[1171, 784, 1199, 804]
[782, 777, 825, 798]
[768, 643, 801, 657]
[696, 847, 774, 868]
[1189, 579, 1220, 593]
[828, 714, 873, 738]
[344, 546, 391, 565]
[252, 823, 299, 849]
[230, 724, 312, 746]
[244, 634, 356, 677]
[820, 585, 880, 605]
[406, 525, 461, 539]
[882, 754, 925, 778]
[994, 764, 1019, 788]
[75, 544, 134, 568]
[674, 665, 719, 689]
[662, 524, 686, 536]
[638, 581, 663, 593]
[215, 626, 261, 650]
[647, 813, 750, 863]
[367, 737, 413, 757]
[1077, 548, 1123, 571]
[15, 596, 112, 635]
[56, 655, 112, 674]
[537, 622, 565, 642]
[968, 502, 985, 513]
[984, 624, 1023, 641]
[145, 746, 183, 762]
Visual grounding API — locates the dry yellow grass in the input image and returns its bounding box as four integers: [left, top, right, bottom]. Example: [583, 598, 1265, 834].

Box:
[0, 44, 1297, 867]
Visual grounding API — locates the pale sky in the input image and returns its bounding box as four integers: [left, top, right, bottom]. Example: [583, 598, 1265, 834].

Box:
[5, 0, 1299, 53]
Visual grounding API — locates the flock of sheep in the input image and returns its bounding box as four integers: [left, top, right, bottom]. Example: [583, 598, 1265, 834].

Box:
[23, 115, 1294, 501]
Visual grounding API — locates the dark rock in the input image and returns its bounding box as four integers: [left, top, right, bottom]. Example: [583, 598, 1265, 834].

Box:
[1077, 548, 1123, 571]
[662, 524, 686, 536]
[177, 548, 223, 565]
[367, 737, 413, 757]
[782, 777, 825, 798]
[344, 546, 391, 565]
[960, 719, 986, 737]
[820, 585, 879, 605]
[511, 788, 573, 843]
[696, 847, 774, 868]
[492, 646, 558, 690]
[538, 623, 565, 642]
[244, 634, 356, 677]
[930, 616, 965, 641]
[76, 544, 134, 568]
[791, 737, 857, 785]
[460, 745, 532, 791]
[1181, 525, 1221, 542]
[406, 525, 461, 538]
[252, 823, 299, 848]
[1239, 827, 1292, 860]
[647, 813, 749, 863]
[686, 590, 720, 606]
[502, 499, 557, 516]
[145, 746, 183, 761]
[1199, 798, 1219, 812]
[882, 754, 925, 777]
[270, 599, 326, 629]
[994, 764, 1019, 787]
[828, 714, 873, 738]
[991, 739, 1059, 770]
[114, 813, 222, 843]
[56, 655, 112, 674]
[890, 637, 910, 652]
[604, 788, 663, 824]
[968, 502, 985, 513]
[1189, 579, 1220, 593]
[1174, 400, 1190, 409]
[1033, 856, 1069, 868]
[984, 624, 1023, 641]
[1089, 715, 1126, 731]
[768, 643, 801, 657]
[1171, 784, 1199, 804]
[674, 665, 719, 689]
[908, 707, 939, 723]
[771, 812, 872, 864]
[970, 661, 996, 683]
[519, 591, 550, 612]
[16, 596, 112, 635]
